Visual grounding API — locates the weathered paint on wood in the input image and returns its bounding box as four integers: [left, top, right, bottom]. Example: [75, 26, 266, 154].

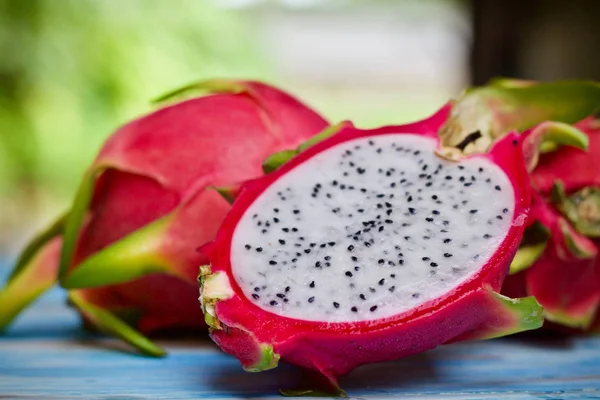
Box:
[1, 262, 599, 399]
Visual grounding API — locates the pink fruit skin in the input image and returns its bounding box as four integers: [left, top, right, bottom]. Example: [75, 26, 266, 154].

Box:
[504, 119, 600, 330]
[68, 82, 329, 334]
[204, 104, 532, 382]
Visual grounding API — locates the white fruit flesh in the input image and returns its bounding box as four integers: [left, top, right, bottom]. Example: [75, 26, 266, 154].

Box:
[231, 134, 515, 322]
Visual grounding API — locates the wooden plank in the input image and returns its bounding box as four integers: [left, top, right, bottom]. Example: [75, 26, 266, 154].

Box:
[1, 264, 599, 399]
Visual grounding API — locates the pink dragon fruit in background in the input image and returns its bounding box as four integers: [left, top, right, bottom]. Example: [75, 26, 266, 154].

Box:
[504, 117, 600, 331]
[437, 78, 600, 332]
[199, 104, 541, 395]
[0, 79, 329, 356]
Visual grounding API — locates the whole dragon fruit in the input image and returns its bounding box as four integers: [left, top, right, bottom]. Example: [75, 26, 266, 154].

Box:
[199, 104, 542, 394]
[0, 79, 328, 356]
[438, 78, 600, 332]
[504, 117, 600, 331]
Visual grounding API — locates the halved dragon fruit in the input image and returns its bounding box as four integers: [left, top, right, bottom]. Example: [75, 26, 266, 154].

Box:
[200, 104, 541, 392]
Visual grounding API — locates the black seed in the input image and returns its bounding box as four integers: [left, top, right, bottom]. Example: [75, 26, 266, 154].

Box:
[495, 185, 501, 191]
[282, 228, 290, 233]
[254, 287, 260, 292]
[293, 209, 300, 215]
[292, 228, 298, 232]
[261, 229, 267, 234]
[478, 167, 484, 173]
[432, 195, 438, 200]
[430, 262, 438, 267]
[304, 249, 311, 254]
[357, 167, 366, 174]
[332, 180, 338, 186]
[315, 261, 322, 268]
[385, 202, 393, 208]
[469, 209, 478, 214]
[284, 298, 289, 303]
[326, 262, 331, 267]
[426, 217, 434, 222]
[370, 287, 376, 293]
[252, 293, 260, 300]
[443, 220, 449, 226]
[310, 243, 316, 248]
[364, 242, 372, 248]
[279, 239, 286, 245]
[432, 210, 440, 215]
[256, 247, 263, 252]
[320, 243, 327, 248]
[245, 245, 251, 250]
[444, 253, 453, 257]
[379, 226, 385, 232]
[496, 215, 503, 220]
[348, 245, 354, 252]
[308, 297, 315, 303]
[328, 242, 336, 246]
[351, 256, 358, 262]
[484, 234, 492, 239]
[407, 196, 413, 202]
[351, 306, 358, 312]
[385, 219, 393, 224]
[333, 302, 340, 308]
[378, 259, 385, 265]
[378, 278, 385, 285]
[408, 207, 416, 214]
[273, 217, 280, 223]
[412, 293, 420, 299]
[309, 281, 315, 288]
[354, 266, 360, 271]
[445, 176, 452, 180]
[285, 286, 290, 292]
[276, 293, 285, 299]
[270, 300, 278, 306]
[370, 305, 378, 312]
[325, 256, 331, 261]
[390, 273, 396, 278]
[444, 238, 452, 243]
[422, 257, 430, 261]
[345, 271, 353, 277]
[269, 260, 278, 266]
[359, 294, 366, 300]
[464, 182, 473, 187]
[503, 208, 509, 213]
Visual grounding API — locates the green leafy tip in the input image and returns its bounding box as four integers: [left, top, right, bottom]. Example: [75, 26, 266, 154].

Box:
[243, 344, 280, 373]
[522, 121, 589, 171]
[152, 78, 247, 105]
[261, 122, 349, 174]
[69, 292, 166, 357]
[483, 291, 544, 340]
[61, 214, 180, 289]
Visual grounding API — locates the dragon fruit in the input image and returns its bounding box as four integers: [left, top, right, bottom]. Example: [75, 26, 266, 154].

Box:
[0, 79, 328, 356]
[436, 77, 600, 331]
[199, 104, 542, 393]
[503, 117, 600, 330]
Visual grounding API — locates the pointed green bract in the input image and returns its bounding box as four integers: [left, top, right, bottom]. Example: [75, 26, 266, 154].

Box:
[261, 122, 349, 174]
[510, 242, 548, 275]
[59, 168, 101, 279]
[522, 121, 589, 172]
[243, 344, 280, 372]
[68, 292, 166, 357]
[0, 240, 60, 331]
[152, 78, 247, 105]
[297, 121, 348, 153]
[211, 184, 242, 204]
[60, 213, 180, 289]
[8, 213, 66, 282]
[545, 306, 598, 330]
[262, 150, 298, 174]
[475, 291, 544, 340]
[441, 80, 600, 153]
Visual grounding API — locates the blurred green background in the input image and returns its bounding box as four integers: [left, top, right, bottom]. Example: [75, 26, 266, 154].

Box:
[1, 0, 599, 253]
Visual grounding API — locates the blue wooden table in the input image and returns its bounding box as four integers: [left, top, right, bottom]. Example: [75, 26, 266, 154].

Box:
[1, 261, 599, 399]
